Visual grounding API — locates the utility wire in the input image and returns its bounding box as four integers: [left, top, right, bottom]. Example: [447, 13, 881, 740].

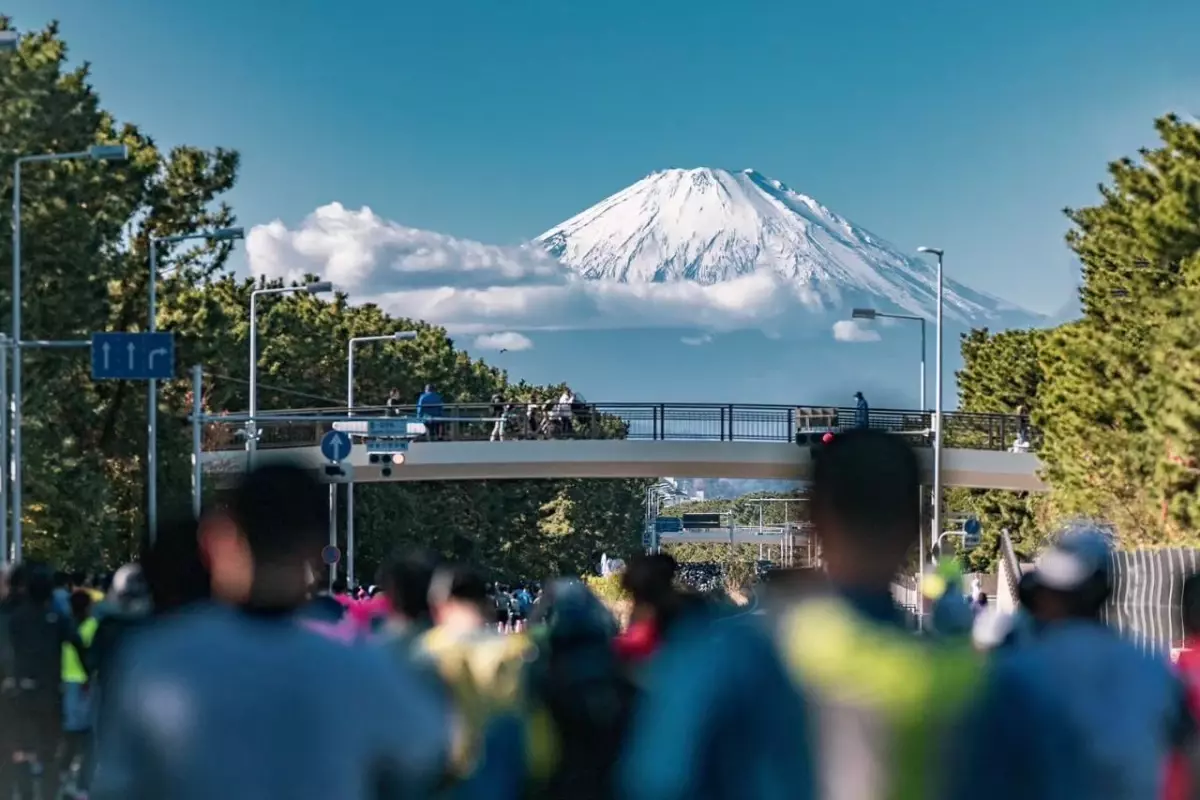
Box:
[207, 372, 343, 406]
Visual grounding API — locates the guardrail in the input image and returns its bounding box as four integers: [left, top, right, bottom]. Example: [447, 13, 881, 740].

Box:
[198, 402, 1036, 453]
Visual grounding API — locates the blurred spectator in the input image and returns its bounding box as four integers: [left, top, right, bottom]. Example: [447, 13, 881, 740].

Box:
[142, 514, 211, 617]
[616, 554, 703, 664]
[61, 589, 98, 795]
[92, 462, 449, 799]
[7, 560, 88, 800]
[1164, 571, 1200, 800]
[780, 427, 970, 798]
[381, 548, 438, 654]
[950, 527, 1197, 800]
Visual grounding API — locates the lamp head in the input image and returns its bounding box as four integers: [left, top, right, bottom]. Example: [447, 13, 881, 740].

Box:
[211, 227, 245, 241]
[305, 281, 333, 294]
[392, 331, 418, 341]
[917, 246, 944, 257]
[851, 308, 877, 320]
[88, 144, 129, 161]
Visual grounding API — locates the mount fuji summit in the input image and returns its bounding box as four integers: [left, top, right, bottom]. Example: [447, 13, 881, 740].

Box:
[538, 167, 1040, 327]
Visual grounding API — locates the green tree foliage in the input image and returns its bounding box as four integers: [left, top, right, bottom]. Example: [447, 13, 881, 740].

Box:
[949, 328, 1049, 569]
[1036, 114, 1200, 545]
[1, 20, 648, 576]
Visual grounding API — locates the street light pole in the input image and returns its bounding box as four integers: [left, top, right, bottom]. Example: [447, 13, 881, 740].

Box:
[148, 228, 243, 542]
[11, 145, 127, 561]
[247, 281, 333, 467]
[850, 308, 927, 409]
[917, 246, 945, 568]
[346, 331, 416, 588]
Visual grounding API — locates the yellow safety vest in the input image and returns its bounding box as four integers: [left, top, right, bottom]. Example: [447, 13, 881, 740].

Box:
[62, 617, 98, 684]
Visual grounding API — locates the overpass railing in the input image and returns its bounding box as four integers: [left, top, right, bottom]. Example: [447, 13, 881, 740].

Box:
[199, 403, 1036, 453]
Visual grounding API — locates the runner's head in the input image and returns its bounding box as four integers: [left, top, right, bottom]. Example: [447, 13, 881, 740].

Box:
[428, 562, 488, 626]
[1027, 524, 1113, 621]
[382, 548, 438, 624]
[201, 462, 326, 608]
[810, 428, 920, 588]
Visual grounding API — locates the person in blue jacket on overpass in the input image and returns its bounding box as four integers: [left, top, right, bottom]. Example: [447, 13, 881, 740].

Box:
[854, 391, 870, 429]
[417, 384, 444, 440]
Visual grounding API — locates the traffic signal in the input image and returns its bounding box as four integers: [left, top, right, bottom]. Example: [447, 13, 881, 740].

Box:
[368, 451, 405, 478]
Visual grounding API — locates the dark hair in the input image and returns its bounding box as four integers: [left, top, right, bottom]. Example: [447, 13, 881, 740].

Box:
[430, 563, 488, 607]
[225, 463, 326, 564]
[23, 561, 54, 605]
[810, 428, 920, 562]
[69, 570, 87, 588]
[621, 553, 700, 636]
[69, 588, 93, 621]
[331, 577, 348, 595]
[1184, 573, 1200, 636]
[142, 512, 211, 614]
[382, 549, 438, 621]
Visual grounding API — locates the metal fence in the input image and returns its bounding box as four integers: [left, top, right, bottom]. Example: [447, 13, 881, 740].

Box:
[1103, 548, 1200, 654]
[199, 402, 1036, 453]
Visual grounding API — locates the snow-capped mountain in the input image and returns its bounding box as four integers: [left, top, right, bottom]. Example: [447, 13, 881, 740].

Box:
[538, 167, 1039, 325]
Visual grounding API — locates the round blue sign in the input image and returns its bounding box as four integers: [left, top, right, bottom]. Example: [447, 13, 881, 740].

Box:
[320, 545, 341, 566]
[320, 430, 352, 463]
[964, 517, 981, 536]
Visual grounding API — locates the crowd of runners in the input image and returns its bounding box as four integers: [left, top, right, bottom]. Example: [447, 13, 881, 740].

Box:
[2, 428, 1200, 799]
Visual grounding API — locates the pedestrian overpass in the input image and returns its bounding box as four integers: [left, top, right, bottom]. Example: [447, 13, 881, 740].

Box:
[198, 402, 1045, 492]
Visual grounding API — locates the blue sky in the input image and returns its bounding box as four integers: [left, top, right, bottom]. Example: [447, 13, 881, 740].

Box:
[9, 0, 1200, 404]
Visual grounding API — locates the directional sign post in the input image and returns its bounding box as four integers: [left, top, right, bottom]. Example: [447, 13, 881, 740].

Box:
[90, 332, 175, 380]
[321, 545, 341, 566]
[320, 430, 353, 463]
[963, 516, 982, 549]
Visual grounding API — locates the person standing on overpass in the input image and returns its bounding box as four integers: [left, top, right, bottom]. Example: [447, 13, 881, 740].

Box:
[854, 391, 870, 429]
[418, 384, 445, 441]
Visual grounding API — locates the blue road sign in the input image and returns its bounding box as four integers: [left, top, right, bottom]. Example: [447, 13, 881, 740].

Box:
[320, 430, 352, 462]
[964, 517, 981, 536]
[90, 332, 175, 380]
[365, 438, 409, 453]
[321, 545, 340, 566]
[367, 418, 424, 436]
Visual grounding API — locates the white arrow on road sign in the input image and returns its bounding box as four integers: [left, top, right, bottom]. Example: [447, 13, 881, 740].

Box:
[101, 342, 111, 369]
[149, 347, 168, 368]
[320, 430, 353, 463]
[126, 342, 136, 370]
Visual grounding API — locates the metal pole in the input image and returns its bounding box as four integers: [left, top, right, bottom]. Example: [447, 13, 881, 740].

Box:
[919, 318, 927, 411]
[0, 334, 7, 563]
[932, 253, 945, 561]
[328, 484, 337, 591]
[918, 316, 927, 628]
[191, 364, 202, 518]
[247, 291, 259, 466]
[148, 238, 159, 542]
[11, 161, 22, 561]
[346, 340, 356, 589]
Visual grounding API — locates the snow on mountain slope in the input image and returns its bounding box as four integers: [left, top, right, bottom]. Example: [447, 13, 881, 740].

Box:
[538, 168, 1037, 325]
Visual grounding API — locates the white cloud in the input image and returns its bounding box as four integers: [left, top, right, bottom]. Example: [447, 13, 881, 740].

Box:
[832, 319, 881, 343]
[247, 203, 827, 335]
[681, 334, 713, 346]
[473, 331, 533, 352]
